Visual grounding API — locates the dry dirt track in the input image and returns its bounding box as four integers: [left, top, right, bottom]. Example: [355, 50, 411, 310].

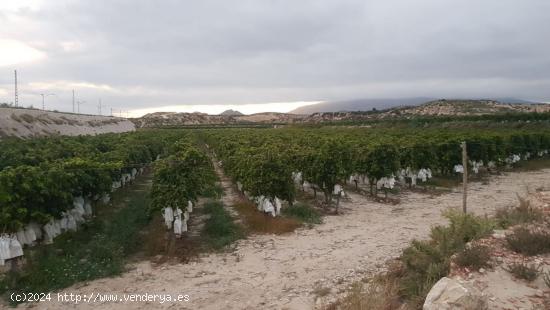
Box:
[18, 168, 550, 310]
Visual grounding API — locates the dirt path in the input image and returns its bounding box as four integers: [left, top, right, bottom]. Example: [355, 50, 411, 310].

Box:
[211, 157, 240, 212]
[19, 168, 550, 310]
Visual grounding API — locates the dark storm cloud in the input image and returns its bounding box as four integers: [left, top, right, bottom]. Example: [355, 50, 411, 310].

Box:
[1, 0, 549, 115]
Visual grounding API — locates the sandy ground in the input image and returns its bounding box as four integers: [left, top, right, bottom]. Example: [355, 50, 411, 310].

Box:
[16, 168, 550, 310]
[479, 266, 549, 309]
[0, 108, 134, 138]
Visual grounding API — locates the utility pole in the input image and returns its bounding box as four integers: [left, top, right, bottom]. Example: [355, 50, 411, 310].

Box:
[14, 70, 18, 107]
[72, 90, 75, 113]
[110, 107, 113, 117]
[77, 100, 85, 114]
[98, 98, 102, 115]
[461, 141, 468, 213]
[40, 93, 55, 110]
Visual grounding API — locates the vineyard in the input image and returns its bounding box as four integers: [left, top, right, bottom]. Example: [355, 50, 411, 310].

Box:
[200, 126, 550, 212]
[1, 121, 550, 308]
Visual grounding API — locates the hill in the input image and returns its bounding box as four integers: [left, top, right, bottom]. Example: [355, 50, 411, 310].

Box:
[290, 97, 540, 114]
[131, 99, 550, 127]
[219, 109, 244, 116]
[290, 97, 433, 114]
[132, 111, 305, 128]
[0, 107, 135, 139]
[383, 99, 550, 117]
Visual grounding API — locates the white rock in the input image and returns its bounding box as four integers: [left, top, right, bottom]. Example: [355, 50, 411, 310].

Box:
[423, 277, 488, 310]
[491, 229, 506, 239]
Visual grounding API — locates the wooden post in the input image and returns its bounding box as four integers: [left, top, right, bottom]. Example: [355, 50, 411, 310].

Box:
[461, 141, 468, 213]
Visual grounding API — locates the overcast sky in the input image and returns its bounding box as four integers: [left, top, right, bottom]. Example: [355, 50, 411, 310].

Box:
[1, 0, 549, 116]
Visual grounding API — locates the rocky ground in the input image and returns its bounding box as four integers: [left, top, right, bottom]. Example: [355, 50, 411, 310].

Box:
[17, 168, 550, 310]
[439, 191, 550, 310]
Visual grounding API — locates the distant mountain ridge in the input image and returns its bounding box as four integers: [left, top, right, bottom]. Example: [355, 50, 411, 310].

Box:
[290, 98, 433, 114]
[132, 99, 550, 128]
[290, 97, 539, 114]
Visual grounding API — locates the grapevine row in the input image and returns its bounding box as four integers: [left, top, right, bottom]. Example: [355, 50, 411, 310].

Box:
[200, 127, 550, 212]
[0, 130, 181, 264]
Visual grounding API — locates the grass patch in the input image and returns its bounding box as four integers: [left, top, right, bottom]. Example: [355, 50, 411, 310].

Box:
[0, 191, 151, 302]
[282, 202, 322, 225]
[495, 195, 543, 228]
[505, 262, 541, 282]
[234, 201, 301, 234]
[454, 244, 491, 270]
[326, 273, 402, 310]
[202, 184, 223, 199]
[506, 226, 550, 256]
[202, 201, 243, 250]
[515, 158, 550, 171]
[423, 176, 461, 189]
[312, 285, 332, 298]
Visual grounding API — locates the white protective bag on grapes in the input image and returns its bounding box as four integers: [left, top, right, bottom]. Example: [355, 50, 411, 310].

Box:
[67, 214, 78, 231]
[0, 236, 11, 265]
[173, 208, 184, 235]
[9, 236, 24, 258]
[100, 194, 110, 205]
[24, 226, 37, 244]
[84, 199, 93, 216]
[182, 218, 188, 232]
[263, 199, 276, 217]
[29, 222, 42, 240]
[43, 221, 56, 243]
[60, 213, 69, 231]
[163, 207, 174, 229]
[16, 230, 30, 245]
[275, 197, 282, 216]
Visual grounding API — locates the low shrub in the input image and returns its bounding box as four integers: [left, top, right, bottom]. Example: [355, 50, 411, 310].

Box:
[400, 240, 450, 305]
[282, 202, 322, 224]
[506, 226, 550, 256]
[505, 262, 541, 282]
[495, 196, 542, 228]
[454, 244, 491, 270]
[544, 270, 550, 288]
[202, 201, 243, 249]
[399, 210, 494, 306]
